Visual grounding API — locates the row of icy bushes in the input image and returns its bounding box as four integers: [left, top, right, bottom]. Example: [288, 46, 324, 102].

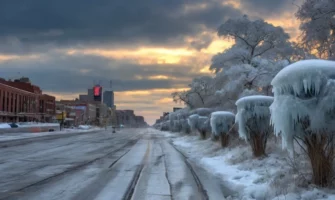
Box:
[154, 60, 335, 187]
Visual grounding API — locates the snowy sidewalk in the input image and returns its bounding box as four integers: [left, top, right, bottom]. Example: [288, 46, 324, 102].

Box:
[158, 130, 335, 200]
[0, 127, 102, 142]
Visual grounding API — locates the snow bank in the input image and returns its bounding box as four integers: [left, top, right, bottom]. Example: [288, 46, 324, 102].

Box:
[78, 125, 92, 130]
[210, 111, 235, 136]
[17, 122, 59, 127]
[167, 133, 335, 199]
[270, 59, 335, 152]
[0, 123, 11, 129]
[0, 122, 60, 129]
[0, 127, 102, 142]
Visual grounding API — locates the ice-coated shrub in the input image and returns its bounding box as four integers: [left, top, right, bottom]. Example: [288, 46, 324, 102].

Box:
[270, 59, 335, 186]
[168, 113, 177, 132]
[187, 114, 211, 139]
[189, 108, 213, 117]
[197, 116, 211, 139]
[176, 108, 191, 120]
[153, 123, 162, 130]
[180, 118, 191, 134]
[168, 109, 191, 132]
[236, 95, 274, 157]
[161, 121, 170, 131]
[210, 111, 235, 147]
[172, 120, 182, 132]
[188, 114, 199, 133]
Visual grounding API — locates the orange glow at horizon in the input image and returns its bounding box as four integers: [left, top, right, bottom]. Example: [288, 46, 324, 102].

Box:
[48, 88, 188, 125]
[67, 47, 194, 65]
[15, 7, 302, 125]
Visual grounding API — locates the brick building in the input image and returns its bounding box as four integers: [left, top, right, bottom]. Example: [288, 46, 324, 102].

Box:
[0, 77, 56, 122]
[59, 100, 97, 124]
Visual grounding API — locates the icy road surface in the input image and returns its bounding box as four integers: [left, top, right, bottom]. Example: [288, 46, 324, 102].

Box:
[0, 128, 231, 200]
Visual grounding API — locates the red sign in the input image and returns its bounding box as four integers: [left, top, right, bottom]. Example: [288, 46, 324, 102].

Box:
[94, 86, 101, 96]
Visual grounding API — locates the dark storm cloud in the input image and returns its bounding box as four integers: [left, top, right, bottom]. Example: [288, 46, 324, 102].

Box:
[0, 0, 242, 54]
[0, 52, 197, 93]
[239, 0, 296, 16]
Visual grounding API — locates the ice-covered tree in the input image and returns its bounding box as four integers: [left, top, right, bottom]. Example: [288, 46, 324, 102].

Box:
[213, 59, 287, 111]
[210, 111, 235, 147]
[270, 59, 335, 186]
[211, 15, 292, 72]
[172, 76, 217, 109]
[236, 95, 274, 157]
[172, 90, 195, 109]
[296, 0, 335, 59]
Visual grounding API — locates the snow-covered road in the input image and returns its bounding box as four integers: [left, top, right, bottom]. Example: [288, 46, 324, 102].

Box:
[0, 128, 230, 200]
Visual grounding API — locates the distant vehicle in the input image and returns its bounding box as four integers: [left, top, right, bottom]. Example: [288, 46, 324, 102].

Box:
[8, 123, 18, 128]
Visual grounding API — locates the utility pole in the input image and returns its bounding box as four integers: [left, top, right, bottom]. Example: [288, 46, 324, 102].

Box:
[60, 110, 64, 131]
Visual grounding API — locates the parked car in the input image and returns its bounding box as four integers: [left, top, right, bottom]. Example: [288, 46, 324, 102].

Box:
[8, 123, 19, 128]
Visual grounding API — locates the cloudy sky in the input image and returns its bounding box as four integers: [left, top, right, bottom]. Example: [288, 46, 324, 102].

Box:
[0, 0, 302, 125]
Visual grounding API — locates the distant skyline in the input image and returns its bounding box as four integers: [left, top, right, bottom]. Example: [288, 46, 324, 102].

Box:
[0, 0, 303, 125]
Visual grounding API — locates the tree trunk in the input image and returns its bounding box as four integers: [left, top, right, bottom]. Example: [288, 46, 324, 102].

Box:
[211, 134, 219, 141]
[305, 134, 334, 187]
[200, 131, 206, 140]
[249, 133, 266, 157]
[220, 134, 229, 148]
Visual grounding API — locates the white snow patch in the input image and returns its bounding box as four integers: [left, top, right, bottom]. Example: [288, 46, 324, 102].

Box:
[0, 127, 102, 142]
[0, 123, 11, 128]
[158, 131, 335, 200]
[17, 122, 60, 128]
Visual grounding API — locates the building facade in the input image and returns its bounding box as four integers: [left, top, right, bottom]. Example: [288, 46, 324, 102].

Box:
[103, 90, 114, 108]
[59, 100, 97, 125]
[0, 78, 56, 122]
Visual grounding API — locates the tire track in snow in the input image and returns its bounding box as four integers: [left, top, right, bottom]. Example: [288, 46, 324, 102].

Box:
[167, 141, 209, 200]
[122, 139, 151, 200]
[0, 136, 140, 200]
[159, 142, 174, 200]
